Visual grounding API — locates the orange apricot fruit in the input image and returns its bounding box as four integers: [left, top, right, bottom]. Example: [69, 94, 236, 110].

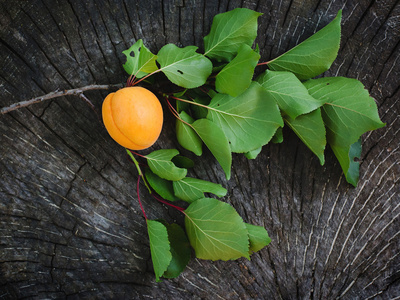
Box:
[102, 86, 163, 150]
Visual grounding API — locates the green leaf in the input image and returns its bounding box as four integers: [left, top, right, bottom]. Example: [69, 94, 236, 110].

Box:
[122, 39, 158, 78]
[212, 62, 228, 73]
[215, 44, 260, 97]
[185, 198, 250, 261]
[304, 77, 385, 147]
[304, 77, 385, 185]
[176, 111, 203, 156]
[285, 109, 326, 165]
[173, 177, 227, 203]
[331, 139, 362, 187]
[171, 155, 195, 169]
[145, 168, 180, 202]
[245, 223, 271, 253]
[146, 149, 187, 181]
[157, 44, 213, 88]
[176, 97, 190, 113]
[174, 89, 187, 98]
[191, 119, 232, 180]
[162, 222, 191, 279]
[147, 220, 172, 282]
[257, 70, 325, 119]
[204, 8, 262, 62]
[207, 82, 284, 153]
[271, 127, 283, 144]
[244, 147, 262, 160]
[268, 10, 342, 80]
[191, 96, 210, 119]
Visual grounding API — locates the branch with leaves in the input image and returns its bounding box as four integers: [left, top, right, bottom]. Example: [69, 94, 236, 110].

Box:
[120, 8, 384, 281]
[1, 8, 385, 282]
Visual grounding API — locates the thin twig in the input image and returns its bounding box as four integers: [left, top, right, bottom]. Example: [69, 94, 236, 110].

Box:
[1, 83, 123, 115]
[79, 93, 102, 124]
[131, 69, 161, 87]
[257, 60, 272, 66]
[152, 194, 185, 212]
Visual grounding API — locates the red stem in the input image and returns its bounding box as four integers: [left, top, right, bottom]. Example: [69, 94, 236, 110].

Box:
[126, 74, 136, 87]
[137, 176, 148, 220]
[131, 69, 161, 87]
[164, 98, 193, 128]
[127, 149, 146, 159]
[152, 194, 185, 212]
[257, 60, 272, 66]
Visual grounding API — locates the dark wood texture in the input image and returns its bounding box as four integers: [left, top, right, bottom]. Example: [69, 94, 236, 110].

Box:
[0, 0, 399, 299]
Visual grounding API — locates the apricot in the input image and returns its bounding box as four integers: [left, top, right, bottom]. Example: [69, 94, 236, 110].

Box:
[102, 87, 163, 150]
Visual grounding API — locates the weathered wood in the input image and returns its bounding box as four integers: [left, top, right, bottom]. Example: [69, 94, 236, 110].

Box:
[0, 0, 399, 299]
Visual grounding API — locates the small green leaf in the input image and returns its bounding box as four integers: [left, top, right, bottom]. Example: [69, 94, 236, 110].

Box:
[145, 168, 179, 202]
[191, 96, 210, 119]
[257, 70, 325, 119]
[207, 82, 284, 153]
[204, 8, 262, 62]
[146, 149, 187, 181]
[271, 127, 283, 144]
[122, 39, 158, 78]
[304, 77, 385, 185]
[268, 10, 342, 80]
[212, 62, 228, 73]
[174, 89, 187, 98]
[245, 223, 271, 253]
[173, 177, 227, 203]
[215, 44, 260, 97]
[191, 119, 232, 180]
[147, 220, 172, 282]
[162, 222, 191, 279]
[176, 97, 190, 113]
[172, 155, 195, 169]
[185, 198, 250, 261]
[244, 147, 262, 160]
[157, 44, 213, 88]
[176, 111, 203, 156]
[331, 139, 362, 187]
[285, 109, 326, 165]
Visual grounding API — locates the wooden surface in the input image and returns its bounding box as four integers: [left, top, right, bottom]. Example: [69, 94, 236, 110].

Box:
[0, 0, 399, 299]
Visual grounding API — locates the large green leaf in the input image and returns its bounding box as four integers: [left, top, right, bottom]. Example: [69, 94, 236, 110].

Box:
[184, 198, 250, 261]
[173, 177, 227, 203]
[257, 70, 325, 119]
[207, 82, 284, 153]
[147, 220, 172, 282]
[191, 119, 232, 180]
[204, 8, 262, 62]
[145, 168, 180, 202]
[285, 109, 326, 165]
[245, 223, 271, 254]
[122, 39, 158, 78]
[304, 77, 385, 147]
[215, 44, 260, 97]
[157, 44, 212, 88]
[162, 222, 191, 279]
[146, 149, 187, 181]
[304, 77, 385, 185]
[176, 111, 203, 156]
[268, 10, 342, 80]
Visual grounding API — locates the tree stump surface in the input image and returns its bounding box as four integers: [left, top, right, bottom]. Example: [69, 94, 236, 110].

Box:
[0, 0, 399, 299]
